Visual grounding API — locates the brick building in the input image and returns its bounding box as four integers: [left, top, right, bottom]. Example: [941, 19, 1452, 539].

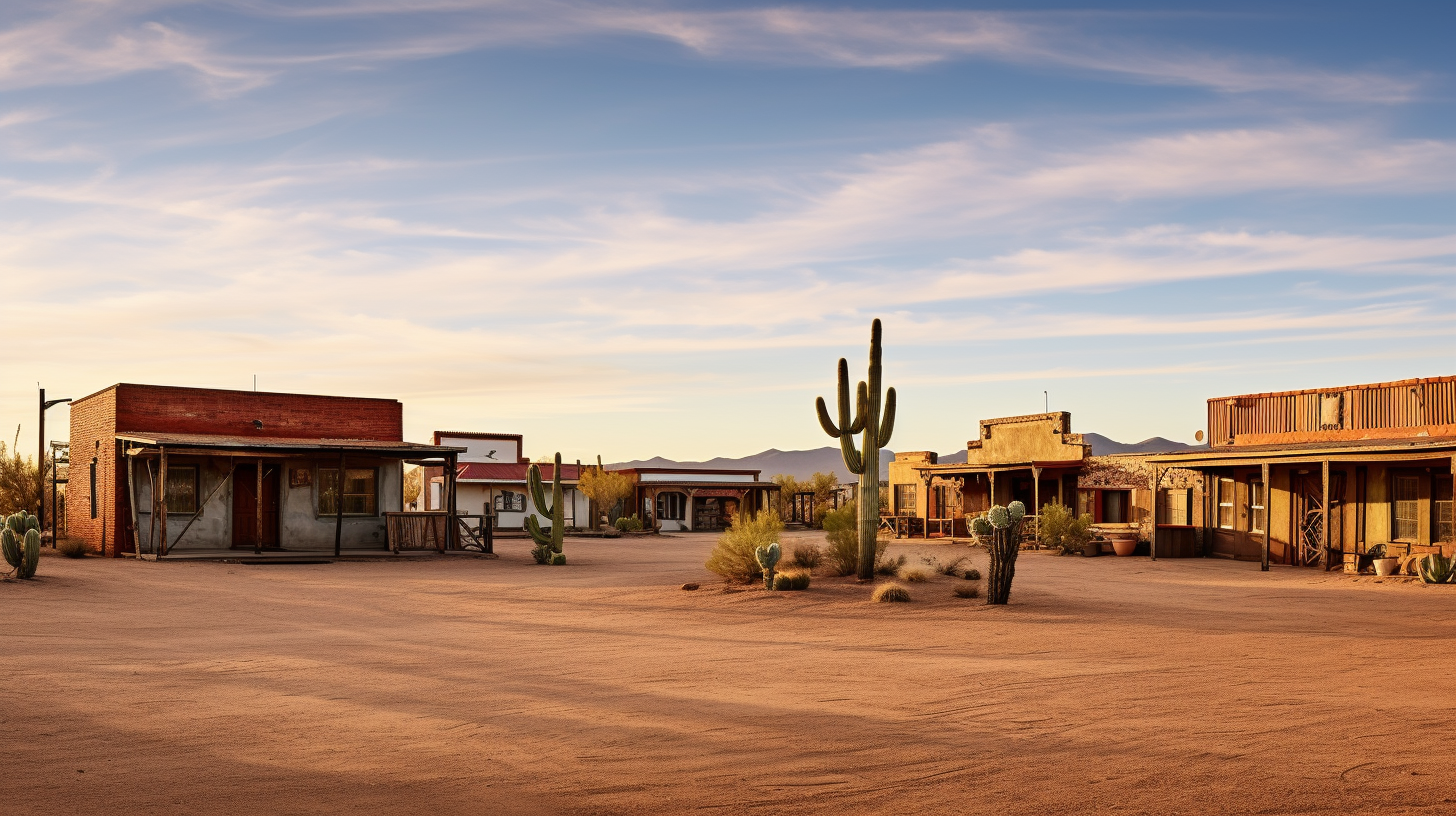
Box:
[67, 384, 461, 557]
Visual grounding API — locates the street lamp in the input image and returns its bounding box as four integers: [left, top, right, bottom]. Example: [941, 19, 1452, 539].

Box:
[39, 388, 72, 540]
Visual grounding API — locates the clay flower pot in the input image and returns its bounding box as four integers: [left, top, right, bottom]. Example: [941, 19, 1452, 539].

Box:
[1110, 535, 1138, 557]
[1372, 557, 1400, 577]
[1082, 540, 1101, 557]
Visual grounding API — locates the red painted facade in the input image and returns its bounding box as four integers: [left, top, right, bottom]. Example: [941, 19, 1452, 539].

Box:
[67, 384, 404, 556]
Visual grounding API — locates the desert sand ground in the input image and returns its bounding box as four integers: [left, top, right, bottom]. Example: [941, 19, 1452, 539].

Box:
[4, 532, 1453, 816]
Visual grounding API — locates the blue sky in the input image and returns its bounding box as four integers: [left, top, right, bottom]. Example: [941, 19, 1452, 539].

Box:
[3, 1, 1454, 463]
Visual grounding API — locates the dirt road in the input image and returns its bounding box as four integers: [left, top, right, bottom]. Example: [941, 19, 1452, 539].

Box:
[4, 534, 1453, 815]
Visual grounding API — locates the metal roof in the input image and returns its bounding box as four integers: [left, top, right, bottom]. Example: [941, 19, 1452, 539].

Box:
[1147, 435, 1456, 465]
[117, 432, 463, 457]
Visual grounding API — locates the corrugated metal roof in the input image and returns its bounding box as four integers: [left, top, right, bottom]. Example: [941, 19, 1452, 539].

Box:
[117, 432, 462, 455]
[1147, 435, 1456, 463]
[456, 462, 582, 483]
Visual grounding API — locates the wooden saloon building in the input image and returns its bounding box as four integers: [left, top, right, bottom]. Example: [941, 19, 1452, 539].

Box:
[1148, 375, 1456, 570]
[614, 466, 780, 532]
[66, 384, 465, 557]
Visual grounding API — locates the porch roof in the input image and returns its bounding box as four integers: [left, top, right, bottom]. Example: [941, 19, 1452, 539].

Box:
[455, 461, 582, 484]
[117, 431, 463, 459]
[1146, 435, 1456, 468]
[637, 481, 780, 490]
[908, 459, 1086, 476]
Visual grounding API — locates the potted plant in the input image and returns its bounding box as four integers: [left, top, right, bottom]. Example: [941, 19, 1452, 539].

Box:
[1108, 532, 1138, 557]
[1372, 545, 1400, 577]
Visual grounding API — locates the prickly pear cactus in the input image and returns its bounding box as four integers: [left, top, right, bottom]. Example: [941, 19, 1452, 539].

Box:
[755, 542, 781, 590]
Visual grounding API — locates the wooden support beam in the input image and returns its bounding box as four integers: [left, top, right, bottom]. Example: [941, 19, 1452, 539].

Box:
[1032, 465, 1042, 547]
[1321, 459, 1331, 570]
[1261, 462, 1271, 572]
[1149, 466, 1159, 561]
[446, 452, 458, 552]
[255, 458, 264, 555]
[126, 454, 141, 557]
[170, 461, 234, 552]
[333, 453, 345, 558]
[158, 447, 169, 557]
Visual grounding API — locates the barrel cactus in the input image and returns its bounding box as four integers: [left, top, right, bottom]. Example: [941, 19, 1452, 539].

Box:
[526, 453, 567, 565]
[755, 542, 782, 590]
[2, 512, 41, 579]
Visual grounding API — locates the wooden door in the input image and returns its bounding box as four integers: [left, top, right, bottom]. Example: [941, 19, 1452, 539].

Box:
[232, 463, 281, 548]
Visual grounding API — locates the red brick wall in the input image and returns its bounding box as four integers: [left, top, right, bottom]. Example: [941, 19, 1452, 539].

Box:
[66, 386, 119, 555]
[113, 384, 403, 441]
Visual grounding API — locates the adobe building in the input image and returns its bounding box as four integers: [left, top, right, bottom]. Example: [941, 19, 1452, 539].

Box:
[1149, 375, 1456, 570]
[67, 384, 461, 557]
[613, 466, 779, 532]
[887, 412, 1204, 555]
[422, 432, 591, 530]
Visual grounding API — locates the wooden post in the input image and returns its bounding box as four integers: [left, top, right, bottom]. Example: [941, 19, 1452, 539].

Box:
[1261, 462, 1271, 572]
[254, 458, 264, 555]
[158, 447, 169, 557]
[145, 459, 157, 556]
[333, 453, 345, 557]
[1031, 465, 1042, 547]
[126, 453, 141, 557]
[1321, 459, 1331, 570]
[988, 471, 997, 509]
[1149, 466, 1159, 561]
[446, 452, 458, 552]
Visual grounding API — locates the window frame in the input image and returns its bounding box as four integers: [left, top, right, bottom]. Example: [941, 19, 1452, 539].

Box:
[656, 491, 687, 521]
[1392, 474, 1419, 542]
[1248, 479, 1265, 534]
[318, 467, 379, 517]
[1217, 477, 1235, 530]
[1435, 475, 1453, 544]
[894, 484, 917, 516]
[495, 490, 526, 513]
[1161, 488, 1191, 527]
[1101, 489, 1131, 524]
[165, 465, 200, 515]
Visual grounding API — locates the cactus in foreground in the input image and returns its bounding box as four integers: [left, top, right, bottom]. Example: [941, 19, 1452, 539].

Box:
[526, 453, 567, 565]
[755, 542, 781, 590]
[3, 513, 41, 579]
[983, 501, 1027, 605]
[815, 318, 896, 581]
[1418, 552, 1455, 584]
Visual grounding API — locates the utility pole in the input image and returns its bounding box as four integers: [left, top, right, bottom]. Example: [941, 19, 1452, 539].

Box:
[39, 387, 73, 540]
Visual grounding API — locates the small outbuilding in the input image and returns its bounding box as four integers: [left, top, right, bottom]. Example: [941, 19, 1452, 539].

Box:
[67, 384, 464, 557]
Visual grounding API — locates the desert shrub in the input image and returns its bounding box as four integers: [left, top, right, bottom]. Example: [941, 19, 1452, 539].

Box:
[790, 543, 823, 570]
[962, 567, 982, 581]
[56, 538, 89, 558]
[705, 511, 785, 583]
[872, 582, 911, 603]
[933, 555, 968, 576]
[773, 570, 811, 591]
[823, 503, 863, 575]
[897, 566, 929, 583]
[875, 552, 907, 576]
[953, 584, 980, 599]
[614, 514, 644, 532]
[1038, 502, 1094, 555]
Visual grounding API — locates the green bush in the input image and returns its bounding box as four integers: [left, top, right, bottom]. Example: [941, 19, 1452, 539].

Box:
[1038, 502, 1094, 555]
[872, 582, 911, 603]
[790, 543, 822, 569]
[614, 514, 645, 532]
[773, 570, 811, 591]
[705, 511, 785, 583]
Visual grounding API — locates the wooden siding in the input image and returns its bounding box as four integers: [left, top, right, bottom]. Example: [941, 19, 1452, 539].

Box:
[1209, 376, 1456, 447]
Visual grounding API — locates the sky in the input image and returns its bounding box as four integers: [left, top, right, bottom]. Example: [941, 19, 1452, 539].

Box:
[2, 0, 1454, 464]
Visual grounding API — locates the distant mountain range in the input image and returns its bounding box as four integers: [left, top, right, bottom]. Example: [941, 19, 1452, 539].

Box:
[608, 434, 1203, 482]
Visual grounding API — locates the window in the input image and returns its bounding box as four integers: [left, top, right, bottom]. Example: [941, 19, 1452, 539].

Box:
[89, 459, 98, 519]
[1161, 489, 1190, 526]
[1077, 489, 1095, 518]
[495, 490, 526, 513]
[1217, 478, 1235, 529]
[1248, 480, 1265, 534]
[1101, 490, 1129, 524]
[1393, 475, 1419, 540]
[894, 484, 917, 516]
[657, 491, 687, 520]
[165, 466, 198, 514]
[1436, 476, 1453, 544]
[319, 468, 377, 516]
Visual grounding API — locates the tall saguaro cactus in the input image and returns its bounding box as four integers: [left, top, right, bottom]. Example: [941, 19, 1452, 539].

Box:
[815, 318, 896, 580]
[526, 453, 567, 565]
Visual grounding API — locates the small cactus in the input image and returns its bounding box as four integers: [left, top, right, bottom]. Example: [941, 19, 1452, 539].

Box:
[971, 515, 992, 537]
[988, 506, 1010, 529]
[3, 518, 40, 580]
[755, 542, 782, 589]
[1007, 501, 1026, 525]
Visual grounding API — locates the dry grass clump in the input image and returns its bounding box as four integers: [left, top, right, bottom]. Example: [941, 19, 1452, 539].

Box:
[953, 584, 980, 599]
[57, 538, 89, 558]
[790, 543, 822, 570]
[896, 566, 929, 583]
[872, 582, 911, 603]
[705, 511, 784, 583]
[933, 556, 968, 576]
[962, 567, 982, 581]
[772, 570, 812, 591]
[875, 552, 907, 576]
